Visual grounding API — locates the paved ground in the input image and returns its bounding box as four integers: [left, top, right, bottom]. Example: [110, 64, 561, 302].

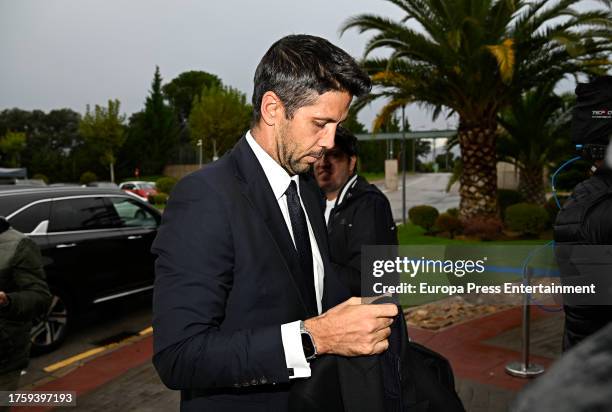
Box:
[14, 305, 564, 412]
[374, 172, 460, 221]
[22, 294, 152, 389]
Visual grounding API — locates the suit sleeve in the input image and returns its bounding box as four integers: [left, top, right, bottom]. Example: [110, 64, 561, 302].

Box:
[332, 194, 397, 296]
[151, 174, 289, 390]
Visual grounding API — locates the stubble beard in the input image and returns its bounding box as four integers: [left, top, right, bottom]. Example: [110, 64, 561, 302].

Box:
[275, 122, 311, 176]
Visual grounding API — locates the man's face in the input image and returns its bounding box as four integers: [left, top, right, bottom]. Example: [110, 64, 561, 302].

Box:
[275, 91, 351, 175]
[314, 147, 356, 195]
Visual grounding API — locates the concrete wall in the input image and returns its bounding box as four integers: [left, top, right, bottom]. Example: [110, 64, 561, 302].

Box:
[497, 161, 519, 190]
[163, 164, 202, 180]
[385, 159, 398, 191]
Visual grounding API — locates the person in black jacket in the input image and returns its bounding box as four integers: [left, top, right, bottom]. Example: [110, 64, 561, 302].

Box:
[314, 128, 464, 411]
[553, 75, 612, 351]
[314, 127, 397, 296]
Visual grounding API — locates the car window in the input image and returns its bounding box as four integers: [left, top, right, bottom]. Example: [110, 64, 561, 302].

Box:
[48, 197, 120, 232]
[9, 202, 50, 233]
[109, 197, 157, 228]
[122, 184, 135, 190]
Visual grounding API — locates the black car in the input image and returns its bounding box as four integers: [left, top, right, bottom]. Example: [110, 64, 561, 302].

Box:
[0, 186, 161, 353]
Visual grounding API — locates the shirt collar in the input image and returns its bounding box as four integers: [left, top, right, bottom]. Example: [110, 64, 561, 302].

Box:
[334, 174, 358, 208]
[246, 130, 299, 200]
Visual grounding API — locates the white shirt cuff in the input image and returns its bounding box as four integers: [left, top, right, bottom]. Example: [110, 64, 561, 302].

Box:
[280, 321, 311, 379]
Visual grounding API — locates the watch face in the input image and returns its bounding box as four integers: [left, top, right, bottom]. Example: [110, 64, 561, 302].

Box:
[301, 332, 316, 359]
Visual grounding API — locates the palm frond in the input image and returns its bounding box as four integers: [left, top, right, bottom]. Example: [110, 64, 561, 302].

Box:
[485, 38, 515, 83]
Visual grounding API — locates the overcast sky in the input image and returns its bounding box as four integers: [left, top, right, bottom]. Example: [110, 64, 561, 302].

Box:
[0, 0, 462, 132]
[1, 0, 602, 133]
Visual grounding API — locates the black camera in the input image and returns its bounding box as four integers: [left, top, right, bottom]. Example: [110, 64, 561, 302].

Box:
[572, 76, 612, 154]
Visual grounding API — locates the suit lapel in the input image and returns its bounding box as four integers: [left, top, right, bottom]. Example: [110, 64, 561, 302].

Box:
[230, 137, 317, 317]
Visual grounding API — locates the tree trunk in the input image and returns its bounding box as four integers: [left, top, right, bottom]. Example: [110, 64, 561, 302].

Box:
[458, 125, 499, 220]
[110, 162, 115, 183]
[518, 165, 546, 205]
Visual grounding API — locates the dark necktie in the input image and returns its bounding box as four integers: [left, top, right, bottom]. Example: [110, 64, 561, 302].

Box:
[285, 180, 317, 312]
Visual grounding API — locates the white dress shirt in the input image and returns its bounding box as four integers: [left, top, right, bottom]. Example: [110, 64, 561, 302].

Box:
[246, 131, 324, 379]
[324, 199, 335, 225]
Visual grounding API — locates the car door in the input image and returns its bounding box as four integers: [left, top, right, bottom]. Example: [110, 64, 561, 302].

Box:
[107, 196, 160, 288]
[45, 196, 126, 305]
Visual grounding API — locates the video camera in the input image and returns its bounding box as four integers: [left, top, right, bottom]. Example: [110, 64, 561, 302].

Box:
[572, 76, 612, 162]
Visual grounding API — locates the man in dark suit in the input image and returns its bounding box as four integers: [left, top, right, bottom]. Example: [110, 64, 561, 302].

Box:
[151, 34, 399, 411]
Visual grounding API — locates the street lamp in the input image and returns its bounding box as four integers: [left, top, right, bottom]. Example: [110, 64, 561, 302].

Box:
[197, 139, 203, 168]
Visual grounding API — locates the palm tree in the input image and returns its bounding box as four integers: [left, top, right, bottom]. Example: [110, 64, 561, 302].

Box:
[342, 0, 612, 220]
[497, 85, 573, 205]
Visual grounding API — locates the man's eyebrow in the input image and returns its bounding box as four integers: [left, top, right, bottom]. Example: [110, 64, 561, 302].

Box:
[313, 116, 344, 123]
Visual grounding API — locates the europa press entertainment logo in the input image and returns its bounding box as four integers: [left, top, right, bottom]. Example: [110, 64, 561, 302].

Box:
[592, 109, 612, 119]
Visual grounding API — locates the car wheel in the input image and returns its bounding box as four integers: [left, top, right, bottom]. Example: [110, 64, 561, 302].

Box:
[30, 289, 70, 355]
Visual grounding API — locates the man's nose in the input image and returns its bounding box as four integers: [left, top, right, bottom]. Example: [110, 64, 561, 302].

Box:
[320, 125, 337, 149]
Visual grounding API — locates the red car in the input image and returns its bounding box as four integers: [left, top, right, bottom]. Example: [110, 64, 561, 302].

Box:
[119, 181, 158, 202]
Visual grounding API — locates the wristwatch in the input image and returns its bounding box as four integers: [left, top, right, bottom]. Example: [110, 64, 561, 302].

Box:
[299, 321, 317, 361]
[0, 295, 9, 308]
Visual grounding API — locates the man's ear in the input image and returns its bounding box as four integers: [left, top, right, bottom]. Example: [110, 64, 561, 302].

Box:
[260, 91, 283, 126]
[349, 155, 357, 175]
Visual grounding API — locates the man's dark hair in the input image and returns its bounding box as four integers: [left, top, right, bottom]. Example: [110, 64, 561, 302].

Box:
[334, 126, 359, 158]
[251, 34, 371, 124]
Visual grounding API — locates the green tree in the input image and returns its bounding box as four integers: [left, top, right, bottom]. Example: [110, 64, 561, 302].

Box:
[79, 99, 126, 182]
[497, 85, 573, 204]
[124, 67, 179, 175]
[162, 71, 222, 126]
[342, 110, 367, 134]
[343, 0, 612, 219]
[189, 85, 252, 161]
[0, 131, 26, 167]
[0, 108, 86, 182]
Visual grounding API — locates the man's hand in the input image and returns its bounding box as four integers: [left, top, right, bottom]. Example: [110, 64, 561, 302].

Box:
[304, 297, 398, 357]
[0, 291, 9, 307]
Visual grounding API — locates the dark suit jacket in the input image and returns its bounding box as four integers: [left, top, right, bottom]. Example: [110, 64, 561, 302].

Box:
[152, 136, 353, 411]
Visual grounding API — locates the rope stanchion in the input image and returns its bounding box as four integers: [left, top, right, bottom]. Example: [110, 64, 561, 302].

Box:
[505, 267, 546, 378]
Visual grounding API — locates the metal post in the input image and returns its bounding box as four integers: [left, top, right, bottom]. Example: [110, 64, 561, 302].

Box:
[401, 106, 407, 224]
[505, 267, 545, 378]
[432, 138, 437, 164]
[445, 142, 450, 171]
[197, 139, 203, 168]
[412, 138, 416, 173]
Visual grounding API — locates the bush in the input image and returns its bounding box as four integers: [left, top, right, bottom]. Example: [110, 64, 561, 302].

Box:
[446, 208, 459, 218]
[155, 176, 178, 195]
[418, 162, 434, 173]
[435, 213, 463, 238]
[150, 193, 169, 205]
[79, 171, 98, 185]
[32, 173, 49, 184]
[462, 217, 503, 241]
[505, 203, 549, 235]
[409, 205, 439, 231]
[497, 189, 524, 219]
